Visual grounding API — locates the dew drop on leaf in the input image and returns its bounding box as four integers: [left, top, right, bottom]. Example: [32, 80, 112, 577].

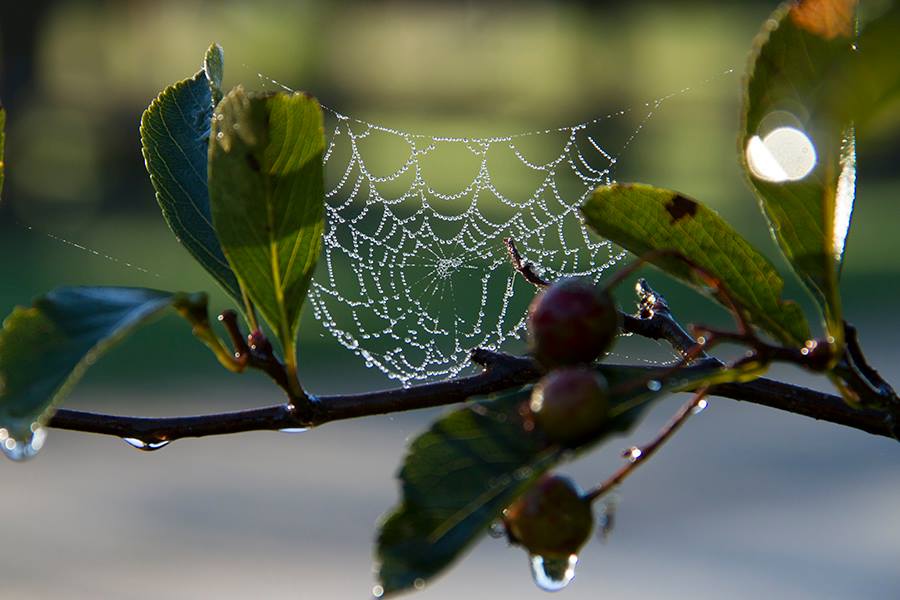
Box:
[529, 554, 578, 592]
[122, 437, 171, 451]
[0, 425, 46, 462]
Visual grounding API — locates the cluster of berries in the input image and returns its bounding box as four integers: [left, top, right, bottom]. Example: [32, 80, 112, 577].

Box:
[504, 278, 621, 563]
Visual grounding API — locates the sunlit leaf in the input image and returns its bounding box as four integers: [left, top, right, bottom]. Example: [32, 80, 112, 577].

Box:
[582, 183, 810, 347]
[375, 361, 731, 596]
[140, 43, 244, 309]
[740, 0, 859, 342]
[0, 287, 201, 451]
[208, 88, 326, 369]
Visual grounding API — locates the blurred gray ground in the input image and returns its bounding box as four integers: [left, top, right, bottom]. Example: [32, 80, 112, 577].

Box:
[1, 349, 898, 599]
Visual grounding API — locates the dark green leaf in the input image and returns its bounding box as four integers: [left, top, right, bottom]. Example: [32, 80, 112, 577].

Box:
[0, 287, 197, 454]
[843, 3, 900, 138]
[582, 183, 810, 347]
[740, 0, 859, 340]
[140, 44, 243, 308]
[0, 104, 5, 198]
[375, 362, 729, 596]
[208, 88, 326, 367]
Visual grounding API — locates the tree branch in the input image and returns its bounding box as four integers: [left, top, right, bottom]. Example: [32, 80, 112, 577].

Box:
[47, 358, 895, 443]
[44, 277, 898, 446]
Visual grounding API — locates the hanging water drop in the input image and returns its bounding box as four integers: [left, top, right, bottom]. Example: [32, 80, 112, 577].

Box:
[691, 398, 709, 415]
[0, 425, 47, 462]
[646, 379, 662, 392]
[529, 554, 578, 592]
[624, 446, 643, 462]
[488, 520, 507, 539]
[122, 437, 171, 451]
[278, 427, 308, 434]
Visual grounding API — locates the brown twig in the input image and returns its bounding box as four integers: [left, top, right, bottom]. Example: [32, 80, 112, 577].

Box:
[504, 237, 550, 287]
[620, 279, 709, 362]
[838, 321, 899, 409]
[47, 357, 896, 443]
[584, 388, 710, 503]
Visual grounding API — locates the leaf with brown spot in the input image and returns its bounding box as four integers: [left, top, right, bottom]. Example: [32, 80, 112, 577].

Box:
[665, 194, 698, 223]
[582, 183, 810, 346]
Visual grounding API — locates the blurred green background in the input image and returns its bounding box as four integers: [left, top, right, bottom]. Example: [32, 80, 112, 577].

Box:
[1, 1, 898, 598]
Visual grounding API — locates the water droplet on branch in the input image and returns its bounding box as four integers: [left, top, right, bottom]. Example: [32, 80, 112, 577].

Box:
[122, 437, 171, 451]
[0, 425, 46, 462]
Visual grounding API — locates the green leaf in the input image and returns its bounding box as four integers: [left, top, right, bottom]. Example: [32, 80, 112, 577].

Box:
[843, 3, 900, 138]
[740, 0, 859, 341]
[208, 88, 326, 369]
[0, 287, 197, 456]
[140, 44, 243, 309]
[582, 183, 810, 347]
[375, 362, 729, 596]
[0, 104, 5, 198]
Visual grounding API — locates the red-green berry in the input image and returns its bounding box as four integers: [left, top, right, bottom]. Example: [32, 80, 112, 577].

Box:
[503, 474, 594, 558]
[530, 367, 610, 446]
[528, 277, 619, 368]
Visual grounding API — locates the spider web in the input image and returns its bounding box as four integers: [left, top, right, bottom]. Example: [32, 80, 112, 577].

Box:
[263, 77, 668, 384]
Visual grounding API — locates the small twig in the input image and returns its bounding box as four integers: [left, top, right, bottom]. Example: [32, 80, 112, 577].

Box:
[584, 388, 709, 503]
[621, 279, 710, 362]
[217, 310, 250, 369]
[603, 249, 756, 339]
[843, 321, 898, 404]
[218, 309, 307, 413]
[504, 237, 550, 287]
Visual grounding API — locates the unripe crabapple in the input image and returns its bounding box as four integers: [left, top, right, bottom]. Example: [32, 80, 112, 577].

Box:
[530, 367, 610, 446]
[503, 474, 594, 559]
[528, 278, 619, 368]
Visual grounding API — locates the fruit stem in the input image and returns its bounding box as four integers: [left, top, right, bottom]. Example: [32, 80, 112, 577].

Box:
[584, 387, 709, 503]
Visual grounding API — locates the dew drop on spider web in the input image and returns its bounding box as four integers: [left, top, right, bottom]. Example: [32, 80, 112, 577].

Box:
[255, 73, 709, 384]
[529, 553, 578, 592]
[0, 424, 46, 462]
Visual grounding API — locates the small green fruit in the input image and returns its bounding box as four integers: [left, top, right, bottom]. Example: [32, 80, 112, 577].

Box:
[528, 277, 619, 368]
[503, 474, 594, 558]
[530, 367, 610, 446]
